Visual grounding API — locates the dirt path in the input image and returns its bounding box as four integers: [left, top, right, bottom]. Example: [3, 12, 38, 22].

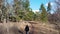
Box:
[0, 21, 59, 34]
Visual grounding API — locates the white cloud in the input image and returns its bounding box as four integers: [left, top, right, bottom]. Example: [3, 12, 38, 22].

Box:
[45, 3, 48, 6]
[51, 3, 54, 6]
[32, 10, 39, 13]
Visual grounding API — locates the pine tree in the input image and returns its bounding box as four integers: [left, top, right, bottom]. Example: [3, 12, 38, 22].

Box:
[13, 0, 30, 21]
[23, 0, 30, 11]
[47, 2, 51, 13]
[40, 4, 48, 22]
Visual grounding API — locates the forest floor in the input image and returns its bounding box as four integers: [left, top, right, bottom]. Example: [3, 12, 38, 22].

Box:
[0, 21, 59, 34]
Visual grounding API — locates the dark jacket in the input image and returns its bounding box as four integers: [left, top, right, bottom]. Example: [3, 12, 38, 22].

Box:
[25, 25, 29, 32]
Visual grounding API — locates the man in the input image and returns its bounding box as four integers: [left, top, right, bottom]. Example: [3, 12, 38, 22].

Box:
[25, 25, 29, 34]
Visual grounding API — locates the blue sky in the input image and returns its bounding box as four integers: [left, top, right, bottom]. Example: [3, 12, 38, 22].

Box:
[8, 0, 54, 11]
[30, 0, 54, 10]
